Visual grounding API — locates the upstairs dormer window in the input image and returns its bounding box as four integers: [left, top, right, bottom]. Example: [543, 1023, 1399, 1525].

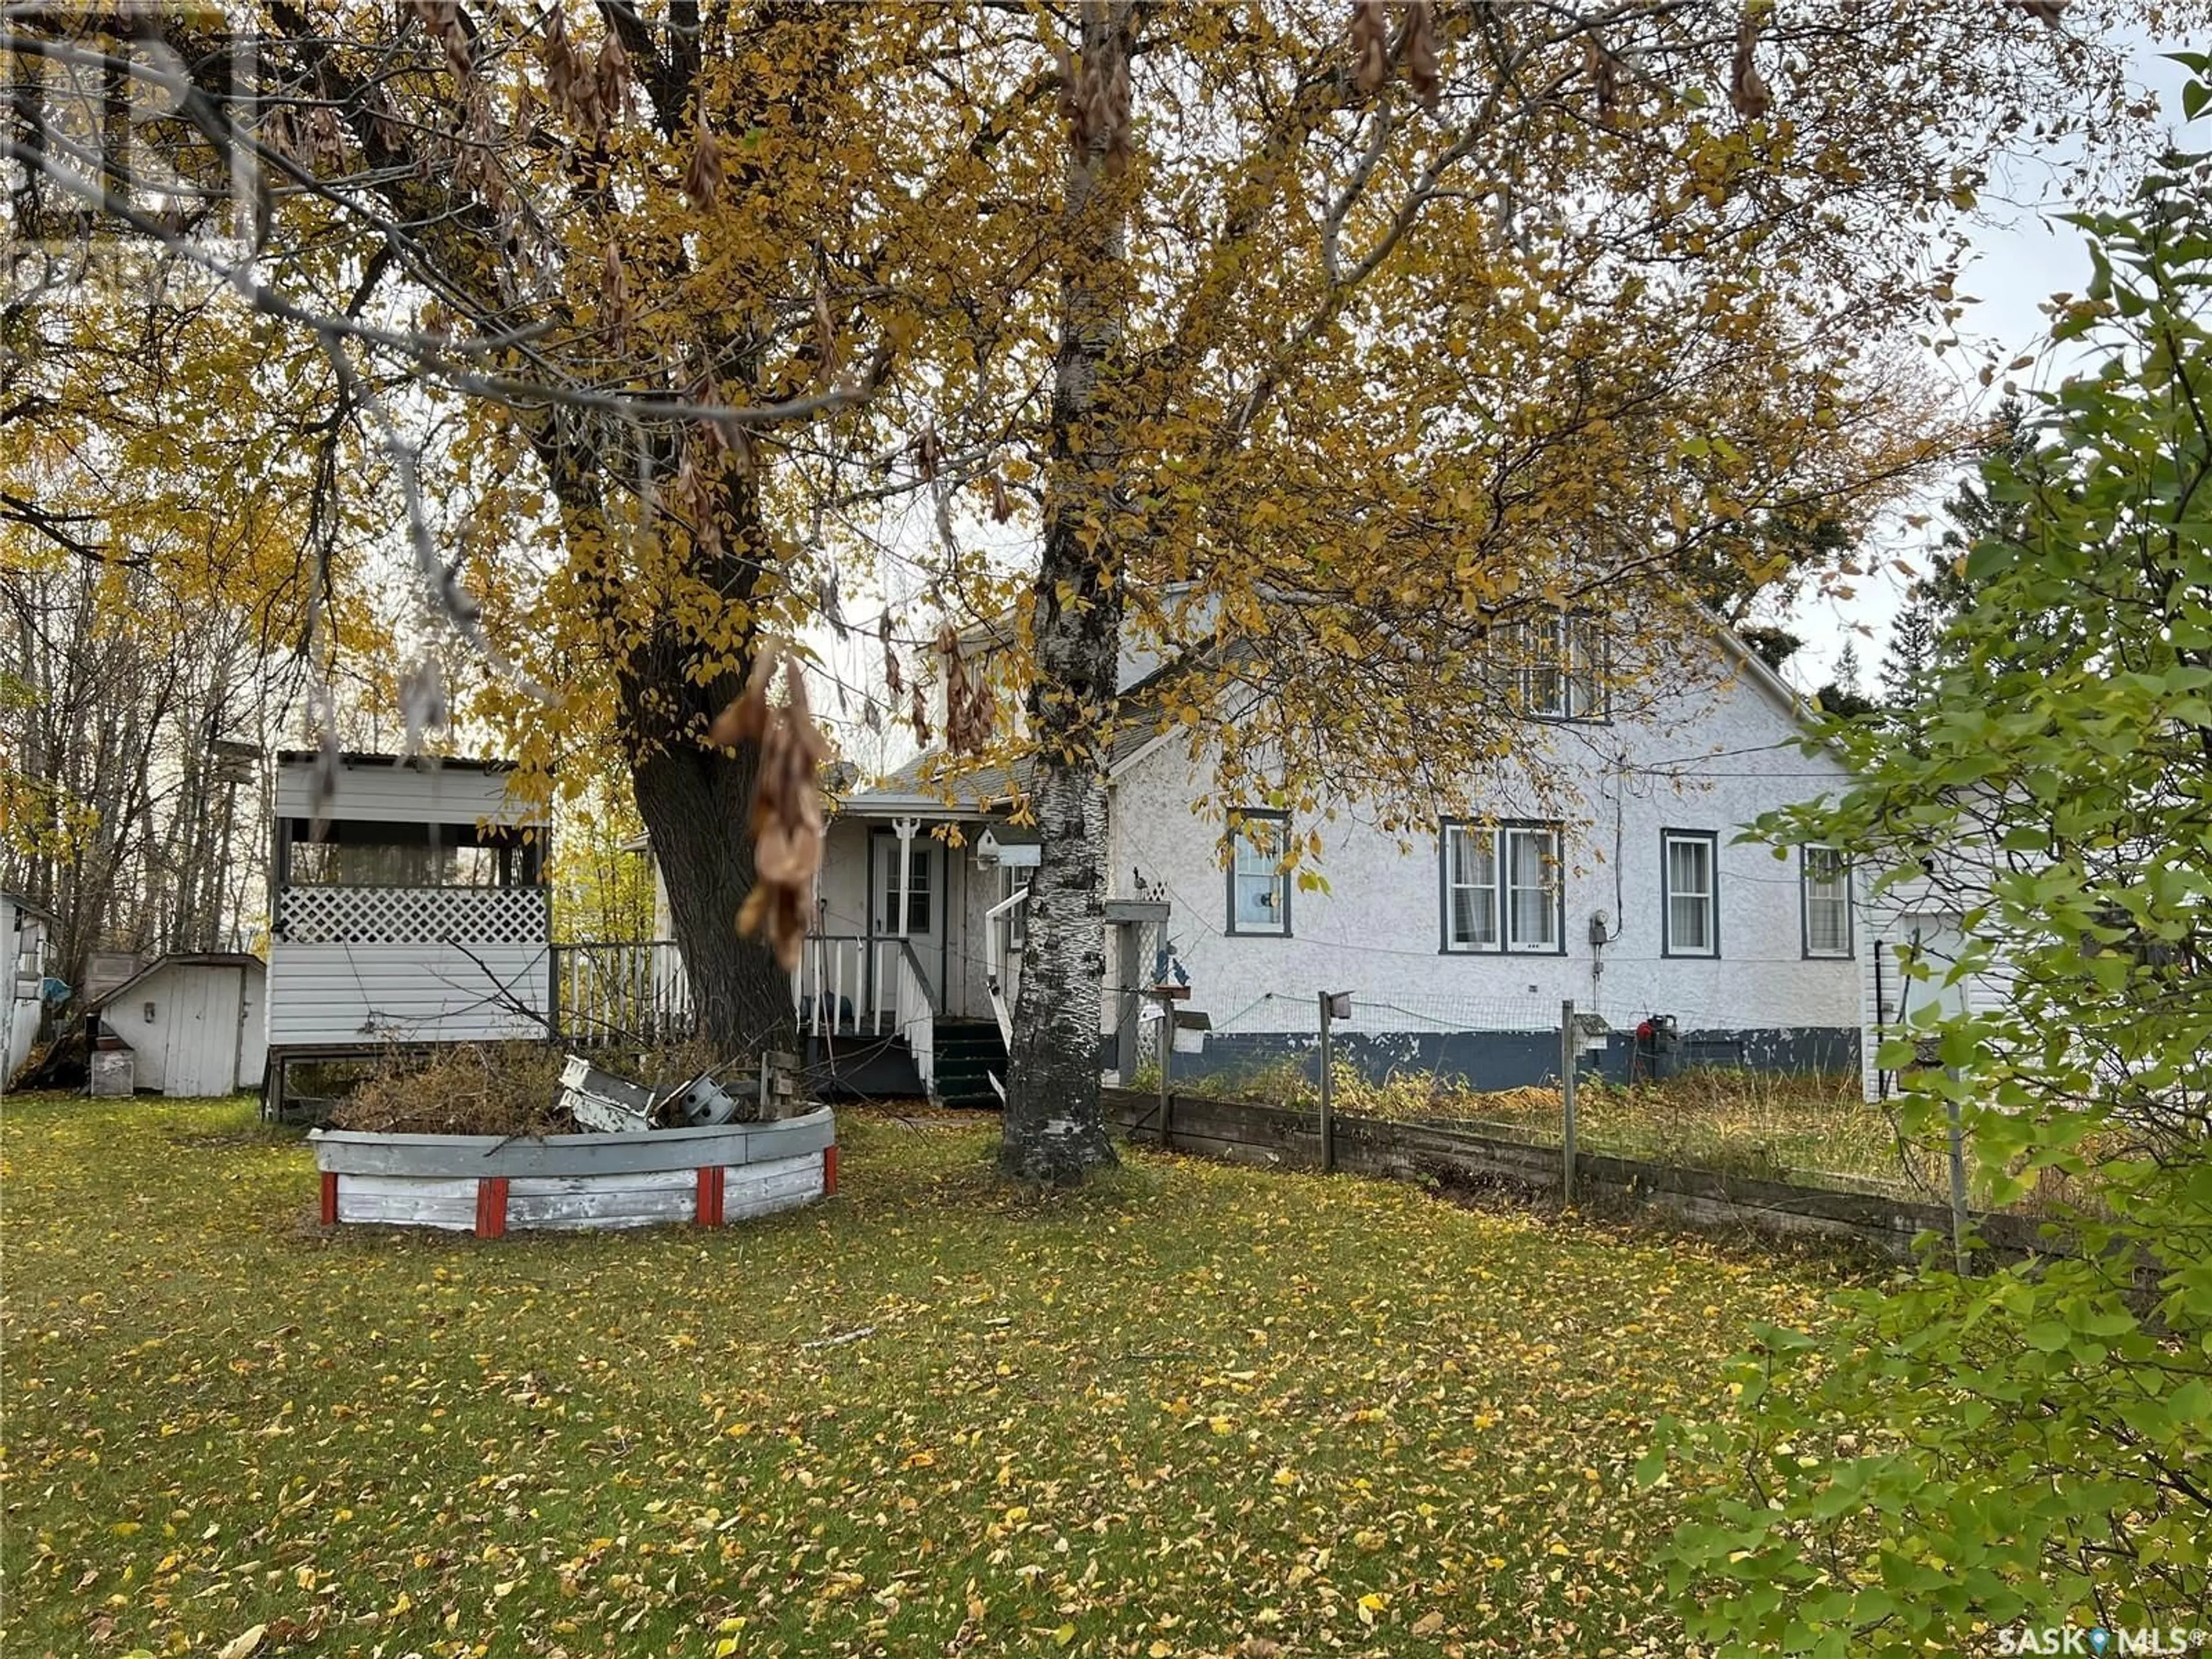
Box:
[1503, 612, 1608, 721]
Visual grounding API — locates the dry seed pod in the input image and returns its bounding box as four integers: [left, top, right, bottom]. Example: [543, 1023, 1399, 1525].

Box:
[1400, 2, 1440, 109]
[910, 680, 930, 743]
[733, 661, 830, 971]
[1350, 1, 1391, 95]
[601, 242, 631, 348]
[707, 646, 778, 748]
[1729, 14, 1771, 120]
[597, 32, 631, 126]
[1587, 37, 1618, 125]
[685, 115, 724, 206]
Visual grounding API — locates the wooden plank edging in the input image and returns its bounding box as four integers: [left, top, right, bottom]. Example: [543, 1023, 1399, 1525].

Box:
[310, 1105, 835, 1178]
[1101, 1088, 2061, 1259]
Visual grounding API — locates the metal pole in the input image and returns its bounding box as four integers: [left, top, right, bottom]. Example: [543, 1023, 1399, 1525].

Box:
[1317, 990, 1335, 1173]
[1945, 1093, 1971, 1276]
[1560, 999, 1578, 1206]
[1157, 990, 1172, 1149]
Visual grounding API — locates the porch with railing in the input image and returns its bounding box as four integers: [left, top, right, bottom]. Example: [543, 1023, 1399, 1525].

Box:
[793, 934, 938, 1096]
[552, 934, 947, 1099]
[552, 940, 692, 1045]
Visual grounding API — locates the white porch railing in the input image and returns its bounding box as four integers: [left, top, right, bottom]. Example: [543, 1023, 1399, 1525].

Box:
[891, 944, 934, 1094]
[793, 934, 935, 1090]
[983, 883, 1030, 1054]
[794, 934, 912, 1035]
[552, 940, 691, 1044]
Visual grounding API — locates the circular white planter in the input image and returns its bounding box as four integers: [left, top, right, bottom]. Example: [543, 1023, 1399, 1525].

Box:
[310, 1107, 836, 1234]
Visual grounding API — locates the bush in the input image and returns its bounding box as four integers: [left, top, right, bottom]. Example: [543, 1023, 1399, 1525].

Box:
[1664, 151, 2212, 1651]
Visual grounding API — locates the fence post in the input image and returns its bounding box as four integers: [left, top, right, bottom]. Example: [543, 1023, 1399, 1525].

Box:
[1945, 1092, 1971, 1275]
[1317, 990, 1335, 1173]
[1157, 988, 1173, 1149]
[1560, 998, 1578, 1206]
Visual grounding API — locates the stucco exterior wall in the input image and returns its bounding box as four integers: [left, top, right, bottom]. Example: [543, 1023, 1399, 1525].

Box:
[1105, 643, 1861, 1060]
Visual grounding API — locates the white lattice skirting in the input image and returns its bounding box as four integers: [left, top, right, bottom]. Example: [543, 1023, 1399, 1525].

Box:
[276, 885, 550, 946]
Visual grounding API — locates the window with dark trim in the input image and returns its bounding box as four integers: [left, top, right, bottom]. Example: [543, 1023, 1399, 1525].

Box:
[1226, 810, 1291, 936]
[1441, 821, 1565, 953]
[1802, 846, 1853, 959]
[1662, 830, 1719, 957]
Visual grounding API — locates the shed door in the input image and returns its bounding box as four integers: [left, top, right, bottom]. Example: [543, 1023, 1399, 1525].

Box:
[166, 970, 242, 1097]
[1888, 917, 1973, 1028]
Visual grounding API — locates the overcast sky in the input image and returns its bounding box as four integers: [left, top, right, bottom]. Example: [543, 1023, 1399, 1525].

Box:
[1775, 34, 2196, 694]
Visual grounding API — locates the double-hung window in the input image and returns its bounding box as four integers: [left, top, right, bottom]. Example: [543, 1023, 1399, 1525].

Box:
[1442, 823, 1563, 952]
[1662, 830, 1719, 957]
[1227, 810, 1291, 935]
[1508, 613, 1608, 721]
[1802, 846, 1852, 958]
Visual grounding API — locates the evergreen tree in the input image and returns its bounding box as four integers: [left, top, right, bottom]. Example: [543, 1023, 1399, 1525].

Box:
[1878, 584, 1946, 707]
[1814, 639, 1877, 718]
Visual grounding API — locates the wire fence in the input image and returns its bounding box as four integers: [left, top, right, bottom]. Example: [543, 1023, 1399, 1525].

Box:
[1137, 984, 1980, 1216]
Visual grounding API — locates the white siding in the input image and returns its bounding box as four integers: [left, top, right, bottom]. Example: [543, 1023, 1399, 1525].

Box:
[266, 943, 550, 1045]
[273, 758, 540, 828]
[1855, 873, 2013, 1103]
[105, 960, 268, 1095]
[1103, 641, 1860, 1045]
[2, 894, 44, 1084]
[238, 970, 267, 1088]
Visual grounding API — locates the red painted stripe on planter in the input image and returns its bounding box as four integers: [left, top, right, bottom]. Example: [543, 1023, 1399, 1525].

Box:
[696, 1165, 725, 1227]
[476, 1176, 509, 1238]
[823, 1144, 839, 1197]
[320, 1171, 338, 1226]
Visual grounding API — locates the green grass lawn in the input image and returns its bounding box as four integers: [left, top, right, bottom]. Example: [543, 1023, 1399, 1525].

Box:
[2, 1093, 1838, 1659]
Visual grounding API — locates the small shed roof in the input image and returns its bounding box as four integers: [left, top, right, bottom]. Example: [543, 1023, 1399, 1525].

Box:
[87, 952, 265, 1012]
[275, 750, 518, 772]
[2, 891, 57, 925]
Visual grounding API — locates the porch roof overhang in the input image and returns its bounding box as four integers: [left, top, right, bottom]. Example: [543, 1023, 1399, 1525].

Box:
[834, 793, 990, 820]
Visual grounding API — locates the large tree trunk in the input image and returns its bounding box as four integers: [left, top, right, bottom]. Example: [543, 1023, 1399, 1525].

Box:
[1001, 0, 1130, 1183]
[629, 738, 793, 1060]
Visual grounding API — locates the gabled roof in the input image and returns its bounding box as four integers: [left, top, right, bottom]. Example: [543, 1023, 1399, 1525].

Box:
[2, 891, 56, 925]
[847, 717, 1181, 816]
[846, 599, 1828, 815]
[86, 952, 265, 1012]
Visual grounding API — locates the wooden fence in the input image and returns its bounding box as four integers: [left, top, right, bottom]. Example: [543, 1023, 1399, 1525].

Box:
[1101, 1088, 2057, 1262]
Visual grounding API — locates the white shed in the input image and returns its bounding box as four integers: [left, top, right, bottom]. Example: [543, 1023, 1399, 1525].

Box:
[2, 890, 54, 1088]
[1858, 870, 2012, 1104]
[265, 752, 551, 1114]
[89, 954, 268, 1097]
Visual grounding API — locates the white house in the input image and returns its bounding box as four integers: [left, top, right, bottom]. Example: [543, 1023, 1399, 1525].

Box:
[1, 889, 53, 1087]
[87, 953, 268, 1097]
[264, 753, 551, 1116]
[639, 605, 1868, 1104]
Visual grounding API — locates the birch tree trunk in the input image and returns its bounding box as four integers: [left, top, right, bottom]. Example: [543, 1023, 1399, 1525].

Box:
[1001, 1, 1129, 1183]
